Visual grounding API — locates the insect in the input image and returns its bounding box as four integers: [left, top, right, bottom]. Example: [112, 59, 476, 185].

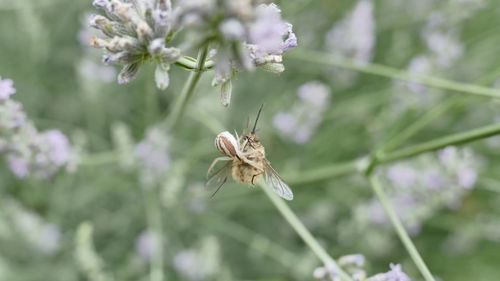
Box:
[206, 105, 294, 200]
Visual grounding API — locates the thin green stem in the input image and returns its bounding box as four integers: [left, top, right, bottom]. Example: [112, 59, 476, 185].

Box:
[287, 121, 500, 185]
[369, 176, 436, 281]
[174, 56, 213, 71]
[165, 46, 210, 130]
[259, 182, 354, 281]
[379, 122, 500, 163]
[142, 186, 165, 281]
[290, 50, 500, 99]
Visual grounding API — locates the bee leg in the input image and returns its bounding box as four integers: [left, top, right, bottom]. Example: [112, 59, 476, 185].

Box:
[206, 157, 232, 178]
[251, 170, 265, 185]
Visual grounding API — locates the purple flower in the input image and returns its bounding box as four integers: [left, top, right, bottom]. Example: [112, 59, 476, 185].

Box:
[173, 250, 205, 281]
[136, 229, 161, 261]
[368, 263, 412, 281]
[219, 19, 246, 41]
[39, 130, 71, 167]
[387, 164, 417, 188]
[249, 4, 289, 54]
[457, 165, 477, 189]
[338, 254, 365, 267]
[134, 126, 171, 184]
[297, 81, 331, 107]
[405, 55, 432, 94]
[0, 100, 27, 130]
[7, 154, 30, 178]
[273, 112, 298, 134]
[423, 170, 444, 190]
[38, 223, 61, 254]
[0, 77, 16, 100]
[283, 23, 297, 51]
[385, 264, 411, 281]
[326, 0, 375, 64]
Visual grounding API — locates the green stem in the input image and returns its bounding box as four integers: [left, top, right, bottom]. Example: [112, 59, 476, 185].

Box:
[290, 50, 500, 99]
[165, 46, 210, 130]
[259, 183, 354, 281]
[174, 56, 213, 71]
[142, 186, 165, 281]
[287, 121, 500, 185]
[369, 176, 436, 281]
[379, 122, 500, 163]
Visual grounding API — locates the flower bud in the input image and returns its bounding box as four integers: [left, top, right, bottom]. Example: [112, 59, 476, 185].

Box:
[260, 62, 284, 73]
[118, 63, 140, 84]
[155, 63, 170, 90]
[220, 80, 232, 107]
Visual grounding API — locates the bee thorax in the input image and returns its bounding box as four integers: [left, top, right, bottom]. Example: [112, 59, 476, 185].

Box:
[215, 131, 239, 157]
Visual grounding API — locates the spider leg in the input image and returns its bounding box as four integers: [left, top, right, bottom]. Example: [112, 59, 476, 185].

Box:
[206, 156, 232, 178]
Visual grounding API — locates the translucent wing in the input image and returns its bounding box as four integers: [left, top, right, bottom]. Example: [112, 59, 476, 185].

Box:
[206, 161, 232, 198]
[263, 161, 294, 200]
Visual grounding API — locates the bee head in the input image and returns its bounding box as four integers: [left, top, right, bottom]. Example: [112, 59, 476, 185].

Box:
[244, 133, 260, 144]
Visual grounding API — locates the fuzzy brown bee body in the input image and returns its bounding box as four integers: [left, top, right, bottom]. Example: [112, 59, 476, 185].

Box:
[232, 135, 266, 184]
[206, 106, 294, 200]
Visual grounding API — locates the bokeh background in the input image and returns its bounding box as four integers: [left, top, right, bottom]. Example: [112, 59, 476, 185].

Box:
[1, 0, 500, 280]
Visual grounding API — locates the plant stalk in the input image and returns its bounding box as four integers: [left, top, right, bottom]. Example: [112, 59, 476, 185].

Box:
[165, 46, 209, 130]
[369, 176, 436, 281]
[290, 50, 500, 99]
[379, 122, 500, 163]
[259, 183, 354, 281]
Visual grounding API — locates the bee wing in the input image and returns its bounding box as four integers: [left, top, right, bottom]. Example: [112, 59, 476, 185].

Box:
[263, 161, 294, 201]
[206, 161, 232, 191]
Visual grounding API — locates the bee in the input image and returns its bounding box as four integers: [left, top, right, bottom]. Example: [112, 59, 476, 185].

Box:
[206, 105, 294, 200]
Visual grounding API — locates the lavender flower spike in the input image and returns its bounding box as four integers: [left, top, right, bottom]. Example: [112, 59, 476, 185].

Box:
[90, 0, 180, 88]
[0, 77, 16, 100]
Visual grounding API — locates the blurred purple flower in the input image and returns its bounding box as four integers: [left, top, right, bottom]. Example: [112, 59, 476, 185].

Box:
[0, 100, 27, 130]
[387, 164, 417, 188]
[38, 223, 61, 254]
[338, 253, 365, 267]
[273, 112, 298, 134]
[136, 229, 161, 261]
[135, 126, 171, 184]
[368, 264, 411, 281]
[7, 155, 30, 178]
[173, 250, 205, 281]
[423, 170, 444, 190]
[39, 130, 71, 167]
[274, 81, 331, 144]
[457, 165, 477, 189]
[405, 55, 432, 94]
[0, 77, 16, 100]
[326, 0, 375, 64]
[249, 4, 289, 55]
[298, 81, 331, 107]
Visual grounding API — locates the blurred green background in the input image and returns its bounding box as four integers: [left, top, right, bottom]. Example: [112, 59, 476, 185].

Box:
[1, 0, 500, 280]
